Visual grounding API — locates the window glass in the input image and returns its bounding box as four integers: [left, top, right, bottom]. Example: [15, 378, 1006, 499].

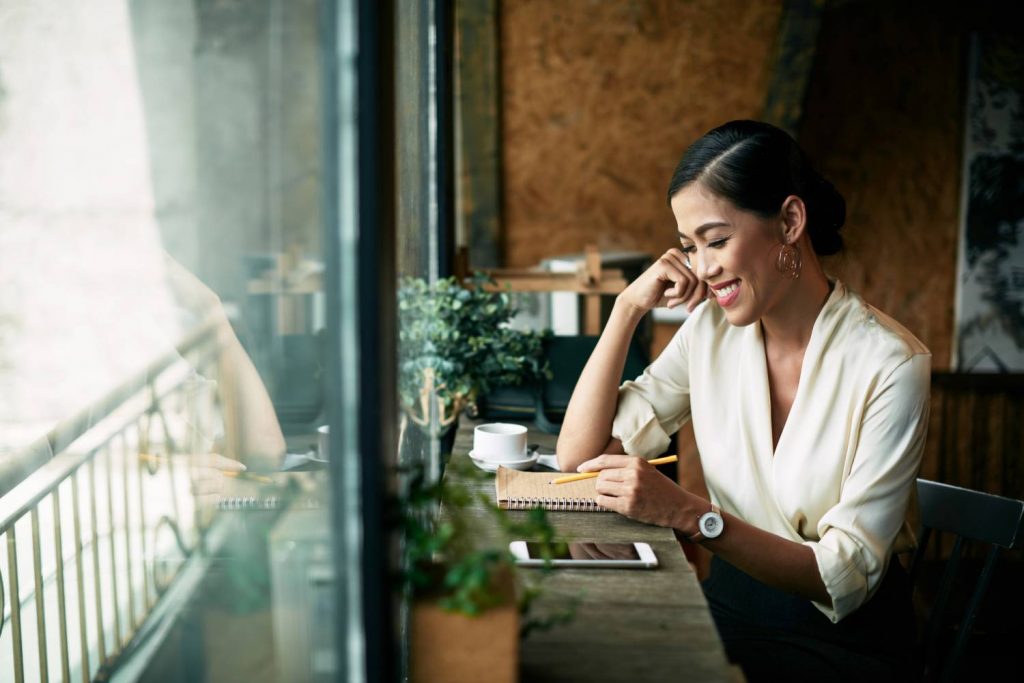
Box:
[394, 0, 446, 677]
[395, 0, 449, 477]
[0, 1, 359, 680]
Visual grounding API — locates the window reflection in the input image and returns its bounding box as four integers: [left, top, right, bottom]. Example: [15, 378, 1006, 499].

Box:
[0, 2, 342, 681]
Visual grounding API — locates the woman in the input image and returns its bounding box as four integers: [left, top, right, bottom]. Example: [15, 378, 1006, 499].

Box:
[556, 120, 930, 681]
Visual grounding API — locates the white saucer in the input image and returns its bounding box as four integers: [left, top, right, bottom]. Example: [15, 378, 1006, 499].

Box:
[468, 449, 539, 472]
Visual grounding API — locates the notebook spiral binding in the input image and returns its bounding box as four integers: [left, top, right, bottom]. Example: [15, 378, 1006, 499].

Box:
[215, 496, 320, 511]
[506, 497, 605, 512]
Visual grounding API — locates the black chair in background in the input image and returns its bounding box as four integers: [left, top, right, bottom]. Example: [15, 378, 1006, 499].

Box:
[478, 334, 650, 435]
[909, 478, 1024, 682]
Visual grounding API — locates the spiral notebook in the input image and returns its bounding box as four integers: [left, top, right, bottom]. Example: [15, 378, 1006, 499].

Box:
[216, 496, 319, 511]
[495, 466, 609, 512]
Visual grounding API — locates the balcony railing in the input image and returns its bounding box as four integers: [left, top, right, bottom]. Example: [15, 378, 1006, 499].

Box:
[0, 319, 225, 682]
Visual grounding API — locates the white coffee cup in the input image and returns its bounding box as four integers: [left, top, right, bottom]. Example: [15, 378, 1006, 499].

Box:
[473, 423, 528, 462]
[318, 425, 330, 460]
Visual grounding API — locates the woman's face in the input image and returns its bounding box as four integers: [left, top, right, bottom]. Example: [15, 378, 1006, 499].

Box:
[671, 183, 788, 327]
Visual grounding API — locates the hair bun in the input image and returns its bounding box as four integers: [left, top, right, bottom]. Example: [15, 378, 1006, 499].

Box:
[806, 175, 845, 256]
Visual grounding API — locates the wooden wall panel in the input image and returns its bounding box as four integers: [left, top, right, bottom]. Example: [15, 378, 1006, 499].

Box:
[798, 3, 965, 370]
[923, 375, 1024, 500]
[500, 0, 785, 268]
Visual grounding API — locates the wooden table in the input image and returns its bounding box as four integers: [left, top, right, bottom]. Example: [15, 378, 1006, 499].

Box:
[447, 421, 736, 682]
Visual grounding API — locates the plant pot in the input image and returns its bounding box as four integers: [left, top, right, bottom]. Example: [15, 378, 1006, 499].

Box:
[410, 571, 518, 683]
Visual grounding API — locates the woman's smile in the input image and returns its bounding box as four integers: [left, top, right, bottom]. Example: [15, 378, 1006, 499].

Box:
[710, 279, 741, 307]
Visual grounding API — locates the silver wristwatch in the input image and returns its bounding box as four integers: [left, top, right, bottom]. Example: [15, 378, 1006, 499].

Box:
[689, 503, 724, 543]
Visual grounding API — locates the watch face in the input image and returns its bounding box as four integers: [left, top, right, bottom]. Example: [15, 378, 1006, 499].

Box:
[700, 511, 723, 539]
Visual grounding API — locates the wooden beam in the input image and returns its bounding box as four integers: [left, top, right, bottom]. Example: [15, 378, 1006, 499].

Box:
[761, 0, 826, 136]
[455, 0, 502, 268]
[396, 0, 431, 276]
[582, 245, 603, 334]
[477, 269, 628, 295]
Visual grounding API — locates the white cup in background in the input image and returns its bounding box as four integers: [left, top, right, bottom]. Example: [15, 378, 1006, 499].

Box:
[473, 423, 528, 462]
[318, 425, 330, 460]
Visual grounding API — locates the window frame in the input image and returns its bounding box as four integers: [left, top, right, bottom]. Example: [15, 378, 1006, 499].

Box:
[322, 0, 399, 680]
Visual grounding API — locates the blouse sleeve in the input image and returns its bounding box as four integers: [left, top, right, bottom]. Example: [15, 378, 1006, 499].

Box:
[804, 352, 931, 622]
[610, 313, 694, 458]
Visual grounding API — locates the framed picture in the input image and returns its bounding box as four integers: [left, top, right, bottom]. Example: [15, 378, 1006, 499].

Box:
[953, 33, 1024, 372]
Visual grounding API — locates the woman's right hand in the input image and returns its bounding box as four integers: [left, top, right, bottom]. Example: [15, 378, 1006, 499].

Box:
[618, 248, 707, 315]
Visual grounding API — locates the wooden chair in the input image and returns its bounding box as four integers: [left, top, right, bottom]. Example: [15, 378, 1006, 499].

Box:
[908, 478, 1024, 682]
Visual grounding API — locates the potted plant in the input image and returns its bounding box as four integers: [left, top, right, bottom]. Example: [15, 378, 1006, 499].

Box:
[397, 273, 551, 453]
[401, 459, 575, 683]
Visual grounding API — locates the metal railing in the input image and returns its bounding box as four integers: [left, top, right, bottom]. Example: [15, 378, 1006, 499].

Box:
[0, 319, 223, 682]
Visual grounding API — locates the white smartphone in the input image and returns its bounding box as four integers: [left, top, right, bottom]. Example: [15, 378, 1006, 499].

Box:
[509, 541, 658, 569]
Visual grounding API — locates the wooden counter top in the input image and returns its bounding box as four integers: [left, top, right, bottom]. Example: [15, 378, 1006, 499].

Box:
[446, 420, 737, 682]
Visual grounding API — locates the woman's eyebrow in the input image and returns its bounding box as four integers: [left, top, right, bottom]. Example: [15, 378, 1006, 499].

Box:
[677, 221, 730, 241]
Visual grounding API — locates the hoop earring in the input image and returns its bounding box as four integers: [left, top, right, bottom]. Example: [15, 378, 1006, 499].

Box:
[776, 243, 802, 280]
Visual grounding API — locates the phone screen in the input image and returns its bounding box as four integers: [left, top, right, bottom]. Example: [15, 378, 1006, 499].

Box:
[525, 542, 640, 561]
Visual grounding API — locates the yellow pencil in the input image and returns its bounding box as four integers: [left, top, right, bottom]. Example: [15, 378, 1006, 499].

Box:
[140, 453, 269, 481]
[550, 455, 678, 485]
[223, 470, 276, 485]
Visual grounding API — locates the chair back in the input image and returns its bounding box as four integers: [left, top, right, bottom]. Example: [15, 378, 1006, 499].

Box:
[477, 335, 649, 434]
[909, 478, 1024, 682]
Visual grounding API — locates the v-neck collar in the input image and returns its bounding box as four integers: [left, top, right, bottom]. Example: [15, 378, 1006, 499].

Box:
[748, 279, 845, 459]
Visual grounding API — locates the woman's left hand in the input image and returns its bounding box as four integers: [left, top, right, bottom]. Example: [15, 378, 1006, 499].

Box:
[579, 454, 693, 529]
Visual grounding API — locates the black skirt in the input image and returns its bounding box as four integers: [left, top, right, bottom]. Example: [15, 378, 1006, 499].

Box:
[701, 555, 919, 683]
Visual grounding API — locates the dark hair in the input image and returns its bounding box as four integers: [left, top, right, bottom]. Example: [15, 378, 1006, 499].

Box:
[667, 120, 845, 256]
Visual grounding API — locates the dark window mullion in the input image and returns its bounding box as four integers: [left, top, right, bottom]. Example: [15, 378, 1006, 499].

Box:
[433, 0, 456, 278]
[323, 0, 397, 681]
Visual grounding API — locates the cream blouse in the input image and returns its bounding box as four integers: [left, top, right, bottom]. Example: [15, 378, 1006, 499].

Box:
[612, 280, 931, 623]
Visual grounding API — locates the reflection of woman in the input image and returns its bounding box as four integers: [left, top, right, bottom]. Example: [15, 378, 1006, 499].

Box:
[557, 121, 930, 681]
[163, 254, 287, 510]
[164, 253, 286, 472]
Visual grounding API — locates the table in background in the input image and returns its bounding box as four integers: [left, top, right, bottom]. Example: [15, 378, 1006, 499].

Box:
[448, 420, 737, 683]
